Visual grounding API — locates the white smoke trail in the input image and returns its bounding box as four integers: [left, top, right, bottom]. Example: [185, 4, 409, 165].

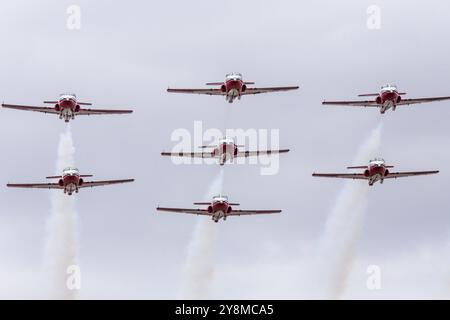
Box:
[43, 126, 78, 299]
[315, 121, 383, 299]
[179, 168, 224, 299]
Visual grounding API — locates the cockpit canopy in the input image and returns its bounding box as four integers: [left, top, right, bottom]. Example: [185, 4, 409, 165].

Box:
[220, 136, 235, 145]
[62, 167, 79, 176]
[381, 84, 397, 91]
[60, 93, 77, 99]
[370, 158, 385, 165]
[213, 195, 228, 202]
[226, 72, 242, 81]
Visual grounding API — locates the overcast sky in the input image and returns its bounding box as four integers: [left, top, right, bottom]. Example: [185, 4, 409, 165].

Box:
[1, 0, 450, 299]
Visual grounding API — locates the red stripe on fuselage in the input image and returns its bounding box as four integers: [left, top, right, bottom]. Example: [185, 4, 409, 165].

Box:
[58, 99, 77, 111]
[379, 91, 399, 104]
[63, 175, 80, 187]
[368, 165, 386, 177]
[225, 79, 243, 94]
[211, 201, 229, 213]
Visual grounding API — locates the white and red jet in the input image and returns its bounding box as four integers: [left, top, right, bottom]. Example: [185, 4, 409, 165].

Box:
[161, 137, 289, 166]
[313, 158, 439, 186]
[167, 72, 299, 103]
[157, 195, 282, 223]
[2, 93, 133, 122]
[322, 84, 450, 114]
[7, 167, 134, 195]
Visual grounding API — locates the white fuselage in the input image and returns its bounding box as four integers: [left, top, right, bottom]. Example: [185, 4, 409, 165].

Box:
[215, 139, 236, 165]
[58, 94, 78, 121]
[379, 85, 399, 113]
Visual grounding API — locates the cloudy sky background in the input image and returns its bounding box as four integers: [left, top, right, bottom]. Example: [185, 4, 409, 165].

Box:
[1, 0, 450, 299]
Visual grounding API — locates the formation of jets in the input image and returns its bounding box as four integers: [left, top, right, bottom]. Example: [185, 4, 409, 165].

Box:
[3, 74, 446, 222]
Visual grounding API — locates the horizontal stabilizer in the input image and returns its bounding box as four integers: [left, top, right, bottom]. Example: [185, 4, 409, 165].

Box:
[205, 82, 223, 85]
[193, 202, 211, 205]
[78, 102, 92, 106]
[244, 82, 255, 85]
[43, 100, 58, 104]
[357, 93, 379, 97]
[347, 166, 368, 169]
[46, 174, 93, 179]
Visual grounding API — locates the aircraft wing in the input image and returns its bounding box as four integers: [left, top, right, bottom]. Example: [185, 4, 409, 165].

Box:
[2, 103, 60, 114]
[384, 171, 439, 179]
[77, 108, 133, 115]
[242, 86, 299, 95]
[227, 209, 282, 216]
[161, 151, 214, 158]
[167, 88, 224, 96]
[236, 149, 290, 158]
[398, 97, 450, 106]
[7, 183, 62, 189]
[312, 173, 368, 180]
[79, 179, 134, 188]
[322, 100, 379, 107]
[156, 207, 211, 216]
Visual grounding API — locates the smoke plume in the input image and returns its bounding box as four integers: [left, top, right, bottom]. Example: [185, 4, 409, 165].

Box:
[315, 121, 383, 299]
[179, 168, 224, 299]
[43, 127, 79, 299]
